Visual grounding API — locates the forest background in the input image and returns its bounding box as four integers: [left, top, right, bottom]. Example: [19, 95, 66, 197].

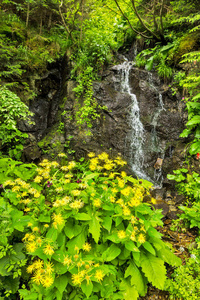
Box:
[0, 0, 200, 299]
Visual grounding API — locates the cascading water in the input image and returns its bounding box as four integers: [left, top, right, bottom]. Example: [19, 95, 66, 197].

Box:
[119, 61, 151, 181]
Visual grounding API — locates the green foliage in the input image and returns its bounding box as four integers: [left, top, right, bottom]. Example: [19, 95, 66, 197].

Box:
[167, 168, 200, 202]
[166, 250, 200, 300]
[179, 202, 200, 230]
[178, 51, 200, 155]
[0, 152, 181, 299]
[0, 86, 34, 158]
[135, 44, 174, 80]
[73, 67, 107, 134]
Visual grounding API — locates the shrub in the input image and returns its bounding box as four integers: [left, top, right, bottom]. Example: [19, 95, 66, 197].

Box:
[166, 250, 200, 300]
[0, 153, 181, 299]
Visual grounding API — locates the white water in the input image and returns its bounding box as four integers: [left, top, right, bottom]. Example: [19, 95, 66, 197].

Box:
[119, 61, 152, 181]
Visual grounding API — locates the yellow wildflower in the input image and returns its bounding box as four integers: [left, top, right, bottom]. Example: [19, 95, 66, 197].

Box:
[72, 273, 83, 285]
[121, 171, 127, 178]
[64, 179, 70, 184]
[63, 256, 72, 266]
[43, 244, 54, 256]
[4, 180, 13, 186]
[32, 271, 43, 285]
[32, 227, 38, 233]
[123, 206, 131, 216]
[58, 153, 66, 157]
[26, 242, 37, 253]
[128, 197, 141, 207]
[118, 180, 125, 188]
[95, 270, 104, 282]
[71, 190, 81, 196]
[36, 237, 43, 245]
[93, 198, 101, 207]
[89, 164, 96, 171]
[85, 274, 92, 285]
[88, 152, 95, 158]
[130, 232, 136, 241]
[70, 200, 84, 209]
[12, 186, 21, 192]
[52, 213, 64, 225]
[51, 161, 59, 168]
[137, 233, 146, 244]
[98, 152, 109, 160]
[27, 233, 35, 241]
[42, 275, 54, 288]
[68, 161, 76, 170]
[34, 259, 44, 270]
[53, 200, 61, 207]
[24, 208, 31, 212]
[34, 176, 43, 183]
[34, 191, 40, 198]
[117, 230, 126, 239]
[110, 196, 116, 203]
[27, 264, 35, 273]
[82, 242, 91, 252]
[121, 187, 131, 196]
[45, 262, 54, 274]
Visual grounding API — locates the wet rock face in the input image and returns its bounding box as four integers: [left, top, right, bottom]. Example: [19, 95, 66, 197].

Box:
[90, 64, 186, 182]
[19, 63, 62, 141]
[21, 58, 187, 183]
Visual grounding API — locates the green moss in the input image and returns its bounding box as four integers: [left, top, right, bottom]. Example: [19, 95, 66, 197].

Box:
[169, 32, 200, 64]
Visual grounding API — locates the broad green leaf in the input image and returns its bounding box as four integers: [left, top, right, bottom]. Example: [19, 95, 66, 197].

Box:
[67, 230, 86, 251]
[119, 279, 139, 300]
[147, 228, 162, 239]
[102, 216, 112, 232]
[89, 215, 101, 243]
[187, 115, 200, 126]
[125, 262, 147, 296]
[64, 220, 82, 239]
[125, 241, 139, 252]
[102, 244, 121, 261]
[179, 128, 191, 138]
[142, 241, 156, 255]
[81, 281, 93, 298]
[54, 262, 69, 275]
[19, 290, 38, 300]
[0, 257, 10, 276]
[140, 252, 166, 290]
[157, 247, 181, 267]
[189, 141, 200, 154]
[46, 227, 58, 242]
[74, 213, 91, 220]
[39, 214, 51, 223]
[54, 274, 68, 294]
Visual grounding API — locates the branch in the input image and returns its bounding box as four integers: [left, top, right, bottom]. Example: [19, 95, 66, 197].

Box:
[153, 0, 158, 32]
[59, 0, 74, 41]
[130, 0, 161, 41]
[113, 0, 153, 39]
[159, 0, 164, 36]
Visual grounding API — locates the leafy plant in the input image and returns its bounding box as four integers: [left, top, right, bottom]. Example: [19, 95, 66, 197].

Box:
[0, 86, 34, 158]
[166, 249, 200, 300]
[167, 168, 200, 202]
[0, 153, 181, 299]
[135, 44, 174, 80]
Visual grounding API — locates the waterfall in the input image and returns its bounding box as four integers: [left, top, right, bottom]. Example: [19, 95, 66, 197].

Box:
[119, 61, 151, 181]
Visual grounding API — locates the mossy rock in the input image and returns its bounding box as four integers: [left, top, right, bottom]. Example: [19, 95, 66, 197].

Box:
[169, 32, 200, 64]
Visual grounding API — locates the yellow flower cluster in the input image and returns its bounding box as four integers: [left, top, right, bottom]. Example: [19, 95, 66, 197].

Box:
[27, 259, 54, 287]
[88, 152, 127, 172]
